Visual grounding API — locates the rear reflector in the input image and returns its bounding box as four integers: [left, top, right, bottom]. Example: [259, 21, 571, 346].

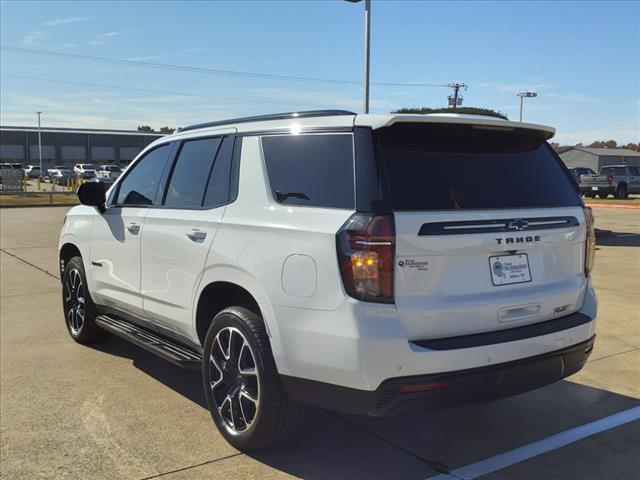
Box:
[399, 380, 455, 393]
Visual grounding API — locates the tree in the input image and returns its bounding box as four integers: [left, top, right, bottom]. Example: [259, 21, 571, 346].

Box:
[623, 143, 639, 152]
[137, 125, 155, 132]
[392, 106, 508, 120]
[588, 140, 617, 148]
[159, 126, 176, 134]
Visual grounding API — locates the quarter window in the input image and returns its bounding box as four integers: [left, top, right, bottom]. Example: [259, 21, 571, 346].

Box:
[116, 144, 171, 206]
[261, 134, 355, 208]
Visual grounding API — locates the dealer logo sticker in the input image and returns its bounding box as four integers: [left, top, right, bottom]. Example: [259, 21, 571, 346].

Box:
[493, 260, 505, 278]
[398, 258, 429, 271]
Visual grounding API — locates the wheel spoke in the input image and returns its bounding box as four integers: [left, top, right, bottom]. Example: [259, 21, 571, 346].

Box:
[68, 308, 75, 330]
[238, 341, 257, 375]
[64, 281, 72, 302]
[216, 335, 230, 361]
[239, 389, 257, 428]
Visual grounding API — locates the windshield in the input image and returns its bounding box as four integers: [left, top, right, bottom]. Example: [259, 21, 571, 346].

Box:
[376, 123, 581, 211]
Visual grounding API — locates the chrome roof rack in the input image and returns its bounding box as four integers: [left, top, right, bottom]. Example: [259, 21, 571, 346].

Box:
[177, 110, 356, 133]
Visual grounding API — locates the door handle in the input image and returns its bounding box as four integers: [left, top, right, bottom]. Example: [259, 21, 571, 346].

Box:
[127, 223, 140, 234]
[186, 229, 207, 242]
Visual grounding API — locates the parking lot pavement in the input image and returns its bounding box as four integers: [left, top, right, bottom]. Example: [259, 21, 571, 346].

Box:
[1, 206, 638, 480]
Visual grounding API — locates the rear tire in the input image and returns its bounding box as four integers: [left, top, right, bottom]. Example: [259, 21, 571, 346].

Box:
[62, 256, 106, 344]
[583, 192, 596, 198]
[598, 193, 609, 199]
[202, 307, 299, 451]
[614, 184, 628, 199]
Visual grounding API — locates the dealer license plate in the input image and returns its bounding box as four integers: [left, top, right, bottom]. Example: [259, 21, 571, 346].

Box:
[489, 254, 532, 286]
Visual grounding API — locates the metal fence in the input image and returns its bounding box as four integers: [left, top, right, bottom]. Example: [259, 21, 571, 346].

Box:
[0, 169, 25, 192]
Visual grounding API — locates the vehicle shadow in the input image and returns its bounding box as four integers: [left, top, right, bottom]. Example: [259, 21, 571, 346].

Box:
[92, 334, 640, 479]
[595, 229, 640, 247]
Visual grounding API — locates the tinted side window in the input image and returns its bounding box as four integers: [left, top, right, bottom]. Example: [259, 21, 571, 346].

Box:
[116, 144, 171, 206]
[261, 134, 354, 208]
[203, 136, 234, 208]
[165, 137, 221, 208]
[601, 166, 627, 175]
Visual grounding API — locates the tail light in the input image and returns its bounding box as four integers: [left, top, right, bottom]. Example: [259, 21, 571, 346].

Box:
[584, 206, 596, 276]
[336, 213, 395, 303]
[607, 175, 613, 186]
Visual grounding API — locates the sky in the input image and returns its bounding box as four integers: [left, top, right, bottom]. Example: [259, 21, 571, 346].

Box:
[0, 0, 638, 145]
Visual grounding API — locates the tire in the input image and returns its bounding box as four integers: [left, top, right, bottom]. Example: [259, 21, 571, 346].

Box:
[583, 192, 596, 198]
[202, 307, 299, 451]
[62, 256, 106, 344]
[598, 193, 609, 199]
[614, 184, 628, 199]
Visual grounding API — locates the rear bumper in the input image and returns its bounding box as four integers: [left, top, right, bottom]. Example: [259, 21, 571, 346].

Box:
[581, 186, 614, 194]
[282, 335, 595, 416]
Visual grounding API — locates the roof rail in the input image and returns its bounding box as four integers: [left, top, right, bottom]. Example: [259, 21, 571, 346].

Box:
[177, 110, 357, 133]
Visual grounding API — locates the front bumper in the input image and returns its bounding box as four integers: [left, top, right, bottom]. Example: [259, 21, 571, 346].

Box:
[281, 335, 595, 416]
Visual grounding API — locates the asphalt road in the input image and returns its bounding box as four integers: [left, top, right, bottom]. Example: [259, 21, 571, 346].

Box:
[1, 206, 639, 480]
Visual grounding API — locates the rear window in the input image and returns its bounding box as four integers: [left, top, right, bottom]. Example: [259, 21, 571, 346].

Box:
[600, 166, 627, 175]
[261, 133, 354, 208]
[376, 124, 581, 211]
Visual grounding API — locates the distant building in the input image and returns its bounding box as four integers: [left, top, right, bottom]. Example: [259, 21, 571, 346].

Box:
[559, 147, 640, 171]
[0, 125, 165, 168]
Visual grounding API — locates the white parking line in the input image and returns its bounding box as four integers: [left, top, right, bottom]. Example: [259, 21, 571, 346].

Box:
[428, 405, 640, 480]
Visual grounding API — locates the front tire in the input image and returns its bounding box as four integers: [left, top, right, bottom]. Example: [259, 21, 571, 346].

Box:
[202, 307, 299, 451]
[62, 256, 106, 344]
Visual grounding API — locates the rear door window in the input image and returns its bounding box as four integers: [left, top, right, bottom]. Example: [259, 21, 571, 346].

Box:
[164, 137, 222, 208]
[376, 124, 581, 211]
[261, 133, 354, 208]
[203, 136, 234, 208]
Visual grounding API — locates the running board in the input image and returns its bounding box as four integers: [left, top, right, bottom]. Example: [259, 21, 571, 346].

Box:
[95, 315, 202, 370]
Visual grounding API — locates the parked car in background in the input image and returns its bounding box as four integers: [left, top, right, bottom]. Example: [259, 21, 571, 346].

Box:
[580, 165, 640, 198]
[90, 176, 115, 186]
[96, 164, 122, 180]
[74, 164, 96, 179]
[568, 167, 596, 185]
[47, 165, 68, 178]
[50, 168, 75, 185]
[24, 165, 42, 179]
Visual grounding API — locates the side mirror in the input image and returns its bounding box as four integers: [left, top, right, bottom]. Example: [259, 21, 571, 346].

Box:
[77, 182, 107, 212]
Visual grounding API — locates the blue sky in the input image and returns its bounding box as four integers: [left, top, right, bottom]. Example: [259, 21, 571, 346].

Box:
[1, 0, 638, 144]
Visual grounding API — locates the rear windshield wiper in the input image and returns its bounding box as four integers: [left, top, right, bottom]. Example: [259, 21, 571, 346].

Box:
[274, 190, 310, 203]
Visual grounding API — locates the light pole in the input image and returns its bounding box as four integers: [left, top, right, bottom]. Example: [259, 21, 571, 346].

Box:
[37, 111, 43, 175]
[517, 91, 537, 122]
[346, 0, 371, 113]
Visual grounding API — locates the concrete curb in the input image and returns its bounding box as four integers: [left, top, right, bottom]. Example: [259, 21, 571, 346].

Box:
[587, 203, 640, 210]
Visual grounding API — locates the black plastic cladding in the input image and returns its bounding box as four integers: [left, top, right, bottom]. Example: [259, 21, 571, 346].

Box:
[353, 127, 393, 213]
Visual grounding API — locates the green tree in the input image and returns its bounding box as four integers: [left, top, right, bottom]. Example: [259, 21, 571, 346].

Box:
[159, 126, 176, 134]
[392, 106, 508, 120]
[137, 125, 155, 132]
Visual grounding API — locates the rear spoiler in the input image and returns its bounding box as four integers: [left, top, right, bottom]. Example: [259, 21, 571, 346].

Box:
[355, 114, 555, 140]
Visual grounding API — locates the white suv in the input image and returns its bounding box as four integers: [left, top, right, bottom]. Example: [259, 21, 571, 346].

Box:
[59, 111, 597, 450]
